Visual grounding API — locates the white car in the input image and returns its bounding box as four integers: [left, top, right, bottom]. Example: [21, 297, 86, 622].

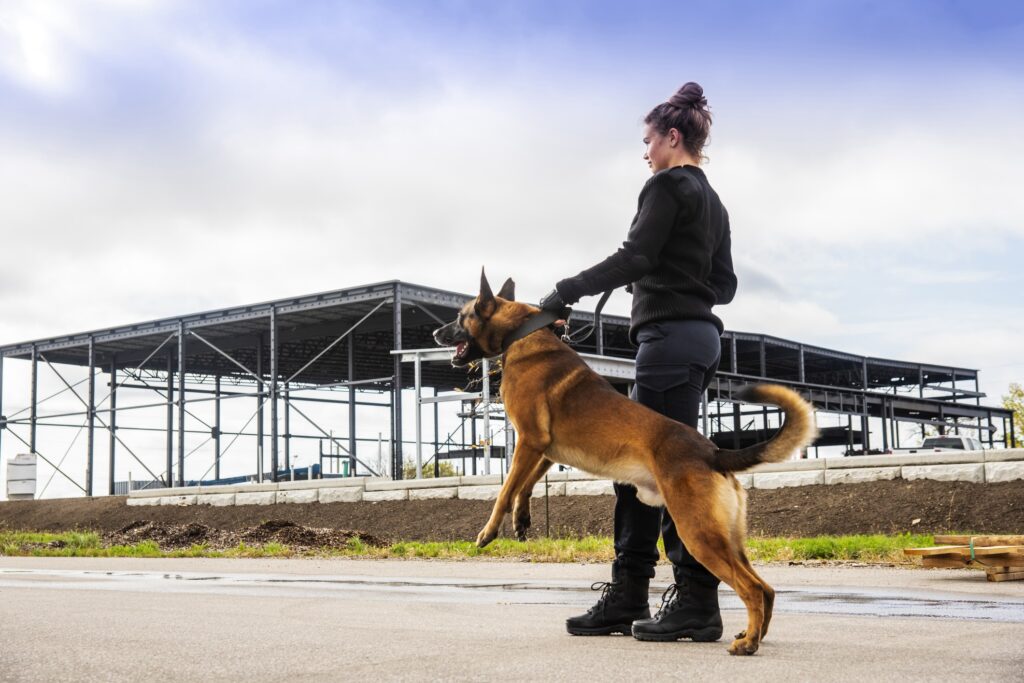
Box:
[899, 436, 985, 453]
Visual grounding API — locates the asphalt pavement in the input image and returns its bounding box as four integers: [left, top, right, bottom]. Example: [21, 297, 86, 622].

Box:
[1, 558, 1021, 682]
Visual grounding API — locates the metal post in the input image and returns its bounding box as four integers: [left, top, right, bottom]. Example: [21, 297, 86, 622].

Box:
[214, 374, 221, 480]
[392, 286, 404, 480]
[348, 336, 356, 474]
[284, 384, 290, 478]
[596, 314, 604, 355]
[701, 390, 709, 436]
[862, 359, 868, 390]
[729, 336, 738, 373]
[880, 398, 889, 453]
[470, 410, 477, 476]
[759, 337, 766, 377]
[256, 335, 264, 482]
[30, 344, 37, 453]
[108, 356, 117, 495]
[0, 355, 5, 467]
[414, 353, 422, 479]
[270, 306, 279, 481]
[798, 345, 806, 383]
[86, 338, 95, 496]
[482, 358, 491, 475]
[433, 387, 440, 478]
[166, 349, 173, 486]
[177, 323, 185, 487]
[731, 401, 741, 449]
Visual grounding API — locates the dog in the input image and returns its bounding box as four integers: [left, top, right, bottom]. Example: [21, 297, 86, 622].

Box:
[433, 270, 817, 656]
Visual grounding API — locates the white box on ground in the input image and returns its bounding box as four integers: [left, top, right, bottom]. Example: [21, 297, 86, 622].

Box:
[7, 453, 38, 500]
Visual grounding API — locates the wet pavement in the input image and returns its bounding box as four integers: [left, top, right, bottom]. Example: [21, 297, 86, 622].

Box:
[1, 558, 1022, 682]
[2, 566, 1023, 623]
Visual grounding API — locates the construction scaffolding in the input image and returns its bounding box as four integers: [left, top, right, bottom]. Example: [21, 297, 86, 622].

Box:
[0, 280, 1015, 497]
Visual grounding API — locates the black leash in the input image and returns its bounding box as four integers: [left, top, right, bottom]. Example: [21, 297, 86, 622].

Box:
[560, 288, 613, 346]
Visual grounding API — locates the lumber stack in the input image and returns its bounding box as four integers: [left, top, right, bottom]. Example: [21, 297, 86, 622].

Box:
[904, 535, 1024, 581]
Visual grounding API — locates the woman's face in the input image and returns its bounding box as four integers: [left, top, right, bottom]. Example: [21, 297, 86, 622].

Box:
[642, 123, 674, 173]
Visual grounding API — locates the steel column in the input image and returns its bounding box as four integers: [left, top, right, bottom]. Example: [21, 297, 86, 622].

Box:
[0, 355, 4, 464]
[270, 306, 279, 480]
[214, 375, 221, 480]
[414, 353, 422, 478]
[86, 337, 95, 496]
[433, 387, 440, 478]
[284, 384, 291, 477]
[177, 322, 185, 487]
[348, 336, 356, 475]
[108, 356, 117, 495]
[596, 314, 604, 355]
[30, 344, 37, 452]
[798, 345, 806, 383]
[730, 336, 738, 373]
[880, 398, 889, 453]
[759, 338, 766, 377]
[166, 350, 173, 486]
[392, 288, 403, 480]
[256, 335, 264, 482]
[482, 358, 491, 475]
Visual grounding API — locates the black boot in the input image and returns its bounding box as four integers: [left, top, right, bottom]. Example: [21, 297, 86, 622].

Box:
[631, 579, 723, 642]
[566, 568, 650, 636]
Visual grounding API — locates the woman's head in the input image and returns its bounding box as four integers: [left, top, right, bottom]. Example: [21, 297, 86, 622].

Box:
[642, 82, 712, 172]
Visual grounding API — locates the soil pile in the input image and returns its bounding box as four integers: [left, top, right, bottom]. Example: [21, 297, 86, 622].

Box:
[101, 519, 383, 551]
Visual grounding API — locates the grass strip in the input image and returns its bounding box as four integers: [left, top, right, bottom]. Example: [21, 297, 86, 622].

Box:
[1, 531, 936, 564]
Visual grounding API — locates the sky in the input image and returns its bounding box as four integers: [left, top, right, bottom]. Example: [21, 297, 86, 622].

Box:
[1, 0, 1022, 495]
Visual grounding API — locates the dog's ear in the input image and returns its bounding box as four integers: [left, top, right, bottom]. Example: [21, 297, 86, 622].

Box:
[476, 267, 496, 318]
[496, 278, 515, 301]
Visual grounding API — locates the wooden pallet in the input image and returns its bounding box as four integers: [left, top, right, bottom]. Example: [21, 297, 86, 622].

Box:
[904, 535, 1024, 581]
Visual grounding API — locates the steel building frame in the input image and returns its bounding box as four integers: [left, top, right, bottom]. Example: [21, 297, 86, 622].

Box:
[0, 280, 1015, 497]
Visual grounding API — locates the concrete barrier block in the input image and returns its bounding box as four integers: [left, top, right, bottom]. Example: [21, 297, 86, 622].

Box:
[318, 487, 363, 503]
[985, 461, 1024, 483]
[566, 480, 615, 496]
[458, 485, 501, 501]
[127, 496, 160, 506]
[278, 477, 365, 491]
[196, 493, 236, 507]
[159, 495, 197, 506]
[749, 459, 825, 473]
[366, 476, 460, 491]
[459, 474, 503, 486]
[531, 481, 566, 497]
[236, 491, 277, 506]
[825, 467, 900, 485]
[734, 474, 753, 489]
[363, 489, 409, 502]
[277, 489, 318, 504]
[827, 452, 983, 469]
[409, 487, 458, 500]
[752, 471, 825, 489]
[902, 463, 985, 483]
[984, 449, 1024, 463]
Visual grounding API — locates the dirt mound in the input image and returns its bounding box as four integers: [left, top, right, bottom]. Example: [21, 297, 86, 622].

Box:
[101, 519, 384, 552]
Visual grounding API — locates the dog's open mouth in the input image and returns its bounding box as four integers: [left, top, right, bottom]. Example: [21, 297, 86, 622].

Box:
[453, 341, 470, 362]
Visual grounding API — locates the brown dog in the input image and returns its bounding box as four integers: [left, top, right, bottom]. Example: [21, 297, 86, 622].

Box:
[433, 271, 817, 655]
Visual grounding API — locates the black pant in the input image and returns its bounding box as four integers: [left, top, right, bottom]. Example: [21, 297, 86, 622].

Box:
[614, 319, 722, 588]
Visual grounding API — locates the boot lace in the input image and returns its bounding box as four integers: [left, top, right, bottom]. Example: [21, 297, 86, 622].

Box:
[586, 581, 620, 615]
[653, 582, 688, 619]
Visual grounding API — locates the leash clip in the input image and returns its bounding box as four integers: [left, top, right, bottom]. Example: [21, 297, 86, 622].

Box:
[560, 320, 571, 344]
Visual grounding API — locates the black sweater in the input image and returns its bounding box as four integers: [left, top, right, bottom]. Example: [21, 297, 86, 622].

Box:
[556, 165, 737, 343]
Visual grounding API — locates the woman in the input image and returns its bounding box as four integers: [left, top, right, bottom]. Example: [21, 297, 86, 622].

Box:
[539, 82, 737, 642]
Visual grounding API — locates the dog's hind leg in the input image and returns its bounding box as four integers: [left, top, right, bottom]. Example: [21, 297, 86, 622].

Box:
[511, 457, 554, 541]
[658, 472, 766, 656]
[475, 441, 546, 548]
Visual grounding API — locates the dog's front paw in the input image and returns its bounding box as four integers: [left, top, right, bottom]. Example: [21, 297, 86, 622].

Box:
[475, 527, 498, 548]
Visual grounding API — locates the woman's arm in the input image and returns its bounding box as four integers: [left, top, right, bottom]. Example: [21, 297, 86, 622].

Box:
[708, 208, 737, 305]
[554, 173, 681, 304]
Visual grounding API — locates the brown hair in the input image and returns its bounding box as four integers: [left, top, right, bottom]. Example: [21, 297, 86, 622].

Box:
[644, 82, 713, 162]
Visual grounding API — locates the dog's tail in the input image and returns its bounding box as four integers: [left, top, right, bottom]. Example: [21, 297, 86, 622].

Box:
[712, 384, 818, 473]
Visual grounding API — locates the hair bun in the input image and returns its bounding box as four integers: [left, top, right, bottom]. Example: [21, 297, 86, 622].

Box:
[668, 82, 707, 109]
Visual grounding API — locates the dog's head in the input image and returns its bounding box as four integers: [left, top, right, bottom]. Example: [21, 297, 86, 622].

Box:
[433, 269, 527, 367]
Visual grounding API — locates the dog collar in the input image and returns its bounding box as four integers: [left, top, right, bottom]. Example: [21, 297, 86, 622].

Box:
[499, 310, 562, 354]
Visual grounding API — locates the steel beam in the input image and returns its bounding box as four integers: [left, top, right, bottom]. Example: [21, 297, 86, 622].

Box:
[86, 338, 95, 496]
[270, 306, 279, 480]
[108, 356, 117, 496]
[256, 336, 264, 482]
[214, 375, 221, 480]
[348, 335, 356, 475]
[284, 384, 291, 477]
[166, 350, 173, 486]
[30, 345, 37, 452]
[392, 288, 403, 480]
[414, 354, 422, 478]
[177, 323, 185, 486]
